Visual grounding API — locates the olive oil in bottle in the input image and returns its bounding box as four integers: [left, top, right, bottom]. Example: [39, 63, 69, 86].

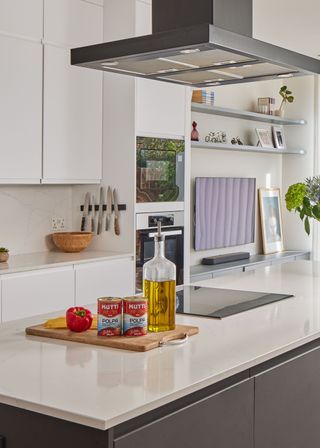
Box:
[143, 223, 176, 332]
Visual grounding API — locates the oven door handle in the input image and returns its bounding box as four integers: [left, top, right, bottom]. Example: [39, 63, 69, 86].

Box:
[148, 230, 183, 237]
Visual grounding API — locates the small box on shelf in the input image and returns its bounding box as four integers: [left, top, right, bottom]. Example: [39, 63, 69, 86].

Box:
[192, 89, 215, 106]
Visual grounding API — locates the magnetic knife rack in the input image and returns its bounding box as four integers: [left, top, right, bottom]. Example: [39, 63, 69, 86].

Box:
[80, 204, 127, 212]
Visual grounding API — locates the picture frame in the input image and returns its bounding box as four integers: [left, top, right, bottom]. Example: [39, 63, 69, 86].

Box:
[272, 125, 286, 149]
[255, 128, 274, 148]
[259, 188, 284, 254]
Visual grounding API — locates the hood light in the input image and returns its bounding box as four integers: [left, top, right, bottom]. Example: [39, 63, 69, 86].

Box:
[101, 61, 119, 66]
[213, 60, 236, 66]
[278, 73, 294, 78]
[180, 48, 200, 54]
[157, 68, 178, 73]
[158, 57, 199, 68]
[204, 78, 224, 83]
[102, 66, 144, 75]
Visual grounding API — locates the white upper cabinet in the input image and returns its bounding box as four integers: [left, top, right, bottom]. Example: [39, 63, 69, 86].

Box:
[42, 0, 103, 183]
[134, 1, 187, 139]
[44, 0, 103, 47]
[136, 78, 187, 138]
[43, 45, 102, 183]
[0, 35, 42, 183]
[0, 0, 43, 40]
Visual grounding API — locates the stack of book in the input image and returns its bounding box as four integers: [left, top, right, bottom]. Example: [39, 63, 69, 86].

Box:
[192, 89, 215, 106]
[257, 97, 275, 115]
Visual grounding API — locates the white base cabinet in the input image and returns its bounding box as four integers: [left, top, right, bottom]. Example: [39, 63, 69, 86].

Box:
[75, 258, 135, 306]
[1, 267, 74, 322]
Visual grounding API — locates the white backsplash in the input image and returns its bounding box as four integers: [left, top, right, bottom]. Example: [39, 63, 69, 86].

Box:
[0, 185, 73, 255]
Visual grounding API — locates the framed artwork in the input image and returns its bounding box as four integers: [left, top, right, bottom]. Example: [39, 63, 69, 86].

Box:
[272, 125, 286, 149]
[255, 128, 274, 148]
[259, 188, 284, 254]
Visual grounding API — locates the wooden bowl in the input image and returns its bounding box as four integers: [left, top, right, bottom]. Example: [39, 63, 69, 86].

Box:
[0, 252, 9, 263]
[52, 232, 93, 253]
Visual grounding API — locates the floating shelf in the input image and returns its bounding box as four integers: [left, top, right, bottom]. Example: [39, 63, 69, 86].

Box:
[191, 141, 306, 155]
[191, 103, 307, 126]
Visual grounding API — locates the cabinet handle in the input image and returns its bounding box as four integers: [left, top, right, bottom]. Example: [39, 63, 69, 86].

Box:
[0, 435, 5, 447]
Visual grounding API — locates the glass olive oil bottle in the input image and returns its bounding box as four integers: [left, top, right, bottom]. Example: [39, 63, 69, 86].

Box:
[143, 223, 176, 332]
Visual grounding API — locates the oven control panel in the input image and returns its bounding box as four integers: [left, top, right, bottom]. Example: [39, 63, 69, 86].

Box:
[148, 215, 174, 227]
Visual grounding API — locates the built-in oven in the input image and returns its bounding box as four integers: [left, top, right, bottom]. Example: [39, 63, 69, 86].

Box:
[136, 136, 184, 204]
[136, 211, 184, 292]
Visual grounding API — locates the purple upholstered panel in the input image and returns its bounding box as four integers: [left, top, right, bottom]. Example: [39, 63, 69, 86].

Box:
[195, 177, 256, 251]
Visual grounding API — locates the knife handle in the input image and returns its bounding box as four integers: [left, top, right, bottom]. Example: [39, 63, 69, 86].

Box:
[114, 216, 120, 236]
[81, 216, 86, 232]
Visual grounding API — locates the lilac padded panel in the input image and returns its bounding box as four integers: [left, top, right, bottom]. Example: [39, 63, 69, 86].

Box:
[195, 177, 256, 251]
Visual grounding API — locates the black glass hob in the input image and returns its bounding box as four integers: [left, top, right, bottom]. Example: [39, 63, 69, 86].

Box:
[176, 286, 293, 319]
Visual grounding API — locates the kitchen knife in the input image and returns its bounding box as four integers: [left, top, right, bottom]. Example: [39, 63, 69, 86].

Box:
[113, 188, 120, 236]
[91, 194, 96, 234]
[81, 192, 90, 232]
[97, 186, 106, 235]
[106, 187, 113, 231]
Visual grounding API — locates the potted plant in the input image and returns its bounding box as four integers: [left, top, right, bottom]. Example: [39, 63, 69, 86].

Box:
[0, 247, 9, 263]
[285, 176, 320, 235]
[276, 85, 294, 117]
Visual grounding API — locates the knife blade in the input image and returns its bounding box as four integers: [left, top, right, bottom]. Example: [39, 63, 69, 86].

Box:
[113, 188, 120, 236]
[91, 194, 96, 234]
[97, 186, 106, 235]
[106, 187, 113, 231]
[81, 192, 90, 232]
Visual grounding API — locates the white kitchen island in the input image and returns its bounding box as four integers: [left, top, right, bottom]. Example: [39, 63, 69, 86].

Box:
[1, 261, 320, 448]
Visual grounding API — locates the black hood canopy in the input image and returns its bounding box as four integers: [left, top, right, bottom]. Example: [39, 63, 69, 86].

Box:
[71, 0, 320, 87]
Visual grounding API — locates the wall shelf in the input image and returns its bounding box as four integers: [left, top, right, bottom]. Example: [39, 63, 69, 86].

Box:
[191, 103, 307, 126]
[191, 141, 306, 155]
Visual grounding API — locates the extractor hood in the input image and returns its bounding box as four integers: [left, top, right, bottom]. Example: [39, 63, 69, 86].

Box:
[71, 0, 320, 87]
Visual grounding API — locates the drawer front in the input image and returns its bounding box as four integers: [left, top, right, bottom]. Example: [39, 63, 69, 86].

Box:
[1, 267, 74, 322]
[75, 258, 135, 306]
[114, 379, 254, 448]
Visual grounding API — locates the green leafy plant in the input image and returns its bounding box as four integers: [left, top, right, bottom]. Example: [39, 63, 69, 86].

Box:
[279, 85, 294, 111]
[0, 247, 9, 253]
[285, 176, 320, 235]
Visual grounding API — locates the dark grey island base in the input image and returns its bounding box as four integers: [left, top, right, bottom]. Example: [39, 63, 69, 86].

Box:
[2, 337, 320, 448]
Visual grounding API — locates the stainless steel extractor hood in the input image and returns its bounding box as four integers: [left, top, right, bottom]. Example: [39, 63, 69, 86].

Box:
[71, 0, 320, 87]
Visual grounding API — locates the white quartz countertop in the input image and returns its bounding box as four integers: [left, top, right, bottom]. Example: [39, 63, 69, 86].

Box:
[0, 250, 133, 275]
[1, 261, 320, 430]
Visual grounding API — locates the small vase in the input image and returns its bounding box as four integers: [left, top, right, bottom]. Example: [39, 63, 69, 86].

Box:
[191, 121, 199, 141]
[275, 108, 285, 117]
[0, 252, 9, 263]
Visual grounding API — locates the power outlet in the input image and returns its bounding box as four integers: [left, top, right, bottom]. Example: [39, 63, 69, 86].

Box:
[52, 217, 66, 232]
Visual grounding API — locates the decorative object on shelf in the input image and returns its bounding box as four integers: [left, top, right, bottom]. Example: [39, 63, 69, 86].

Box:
[257, 97, 275, 115]
[0, 247, 9, 263]
[255, 128, 274, 148]
[231, 137, 244, 145]
[192, 89, 215, 105]
[259, 188, 284, 255]
[285, 176, 320, 235]
[191, 121, 199, 141]
[272, 125, 286, 149]
[52, 232, 93, 253]
[205, 131, 227, 144]
[275, 85, 294, 117]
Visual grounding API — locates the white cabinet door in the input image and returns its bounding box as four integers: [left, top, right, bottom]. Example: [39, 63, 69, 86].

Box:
[0, 0, 43, 40]
[0, 35, 42, 183]
[43, 44, 102, 183]
[136, 78, 187, 138]
[44, 0, 103, 47]
[1, 267, 74, 322]
[75, 258, 135, 306]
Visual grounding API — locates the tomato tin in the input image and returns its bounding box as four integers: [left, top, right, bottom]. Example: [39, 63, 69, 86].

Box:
[123, 297, 148, 337]
[97, 297, 122, 336]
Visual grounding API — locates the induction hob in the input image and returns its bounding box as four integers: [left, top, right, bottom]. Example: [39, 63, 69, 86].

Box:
[176, 286, 293, 319]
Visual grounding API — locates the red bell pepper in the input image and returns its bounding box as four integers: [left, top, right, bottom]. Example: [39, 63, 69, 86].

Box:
[66, 307, 93, 332]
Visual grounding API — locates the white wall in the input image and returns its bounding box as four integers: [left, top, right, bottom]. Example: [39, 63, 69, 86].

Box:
[0, 185, 72, 255]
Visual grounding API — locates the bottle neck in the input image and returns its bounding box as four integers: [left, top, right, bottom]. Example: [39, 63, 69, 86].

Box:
[154, 239, 165, 258]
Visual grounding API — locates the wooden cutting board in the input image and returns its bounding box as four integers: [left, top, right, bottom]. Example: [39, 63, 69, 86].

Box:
[25, 324, 199, 352]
